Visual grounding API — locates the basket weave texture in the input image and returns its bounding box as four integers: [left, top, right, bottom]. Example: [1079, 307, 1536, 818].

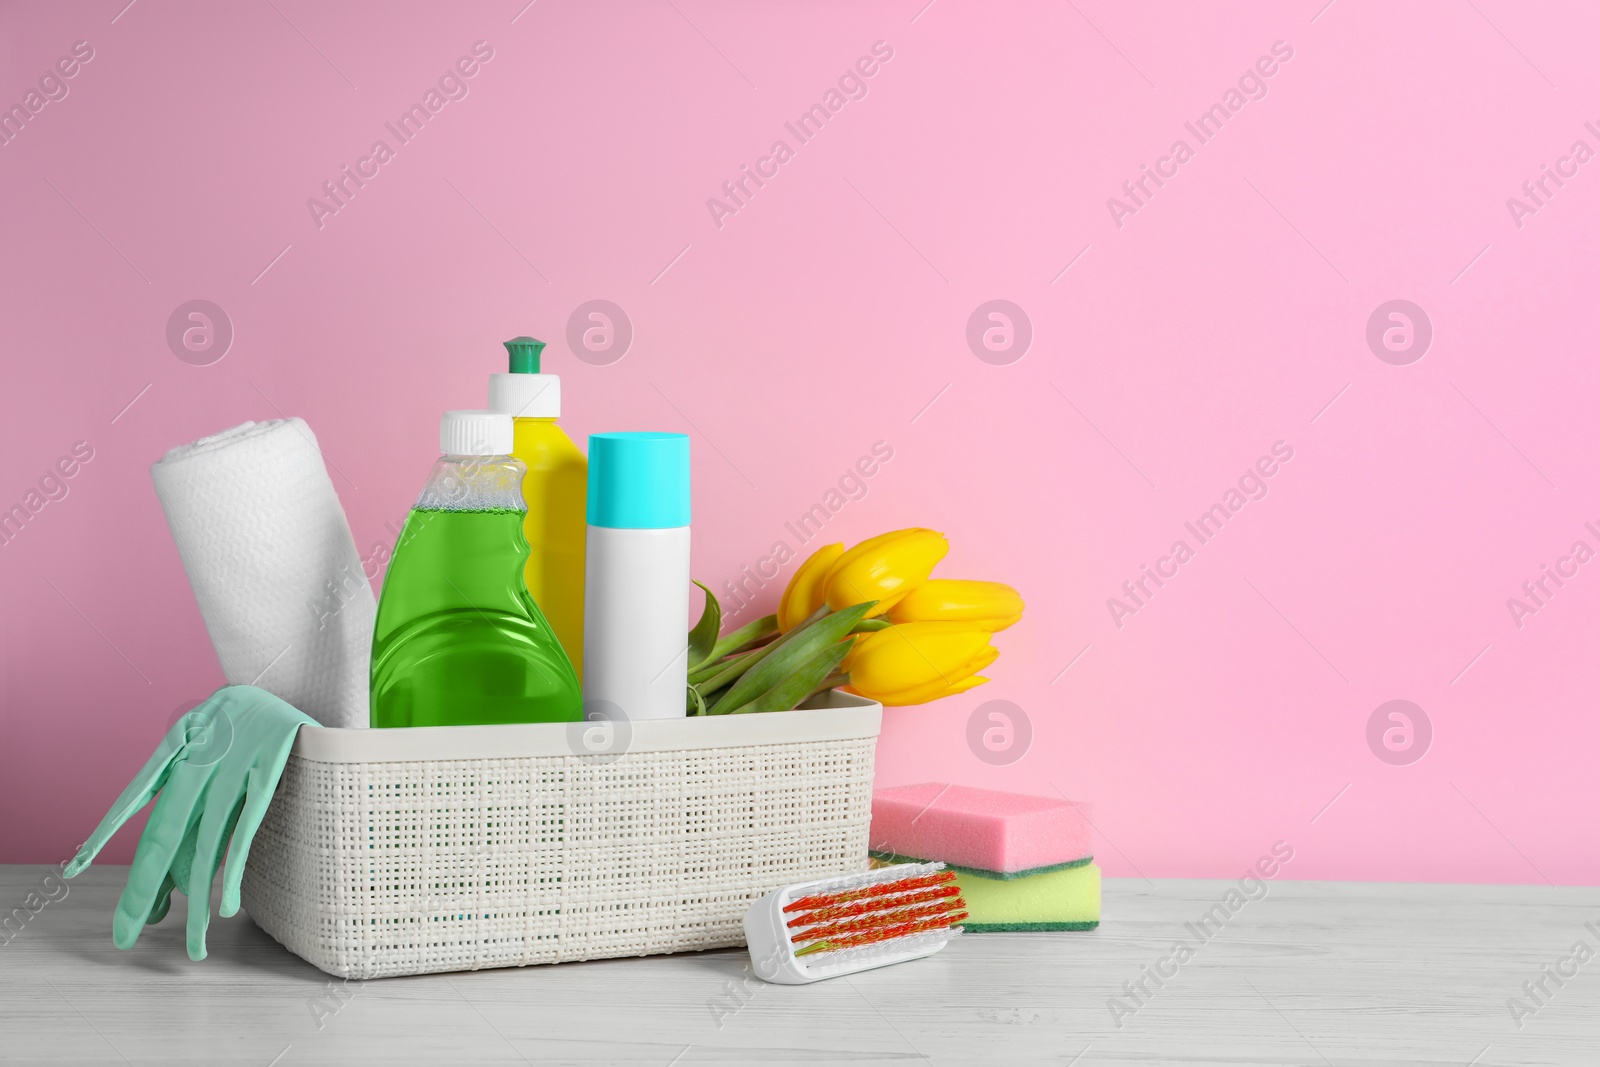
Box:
[242, 715, 877, 979]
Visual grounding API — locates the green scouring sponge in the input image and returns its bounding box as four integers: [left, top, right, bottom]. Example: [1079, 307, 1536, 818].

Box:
[957, 862, 1100, 931]
[873, 857, 1101, 932]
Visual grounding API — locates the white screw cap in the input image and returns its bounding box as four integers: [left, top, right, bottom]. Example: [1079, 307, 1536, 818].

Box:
[440, 410, 513, 456]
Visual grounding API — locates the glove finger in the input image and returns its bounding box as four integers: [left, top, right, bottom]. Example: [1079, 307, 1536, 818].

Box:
[217, 766, 277, 919]
[219, 723, 307, 917]
[168, 804, 201, 899]
[66, 713, 198, 877]
[145, 873, 176, 926]
[184, 768, 248, 961]
[112, 767, 209, 951]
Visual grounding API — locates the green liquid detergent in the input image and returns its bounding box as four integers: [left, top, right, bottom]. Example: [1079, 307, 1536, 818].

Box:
[370, 423, 582, 728]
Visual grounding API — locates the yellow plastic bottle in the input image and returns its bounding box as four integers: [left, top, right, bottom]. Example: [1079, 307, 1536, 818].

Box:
[489, 337, 587, 678]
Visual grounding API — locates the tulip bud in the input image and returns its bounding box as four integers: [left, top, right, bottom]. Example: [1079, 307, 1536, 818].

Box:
[822, 528, 948, 617]
[887, 579, 1024, 631]
[842, 621, 998, 706]
[776, 542, 844, 632]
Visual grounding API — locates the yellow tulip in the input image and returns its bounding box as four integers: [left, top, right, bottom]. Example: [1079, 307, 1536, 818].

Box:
[776, 542, 843, 632]
[887, 579, 1024, 631]
[822, 528, 948, 617]
[843, 622, 998, 706]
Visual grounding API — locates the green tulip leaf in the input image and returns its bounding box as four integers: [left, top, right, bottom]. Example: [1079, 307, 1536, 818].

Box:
[694, 610, 821, 695]
[687, 684, 707, 717]
[850, 618, 891, 633]
[727, 641, 852, 715]
[806, 671, 850, 703]
[687, 580, 721, 669]
[708, 602, 873, 715]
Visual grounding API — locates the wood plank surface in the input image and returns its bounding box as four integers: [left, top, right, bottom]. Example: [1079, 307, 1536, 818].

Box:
[1, 866, 1595, 1065]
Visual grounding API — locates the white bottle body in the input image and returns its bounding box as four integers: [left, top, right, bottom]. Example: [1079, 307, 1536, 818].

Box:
[582, 525, 690, 721]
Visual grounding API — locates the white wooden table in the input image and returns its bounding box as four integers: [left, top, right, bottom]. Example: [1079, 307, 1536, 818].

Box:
[1, 866, 1595, 1065]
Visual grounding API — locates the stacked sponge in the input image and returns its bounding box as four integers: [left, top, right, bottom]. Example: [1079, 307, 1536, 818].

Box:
[869, 783, 1099, 932]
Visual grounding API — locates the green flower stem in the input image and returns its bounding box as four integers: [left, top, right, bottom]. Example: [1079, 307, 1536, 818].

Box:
[710, 614, 779, 661]
[689, 645, 771, 695]
[685, 597, 878, 717]
[708, 603, 872, 715]
[694, 605, 824, 697]
[688, 647, 755, 686]
[726, 641, 852, 715]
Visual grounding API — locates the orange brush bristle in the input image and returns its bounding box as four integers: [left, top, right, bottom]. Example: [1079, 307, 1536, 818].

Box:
[782, 868, 966, 958]
[783, 870, 955, 914]
[791, 900, 965, 945]
[793, 910, 969, 957]
[785, 884, 962, 928]
[746, 862, 966, 982]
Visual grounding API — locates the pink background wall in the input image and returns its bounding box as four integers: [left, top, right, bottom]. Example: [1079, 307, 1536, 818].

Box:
[3, 1, 1596, 884]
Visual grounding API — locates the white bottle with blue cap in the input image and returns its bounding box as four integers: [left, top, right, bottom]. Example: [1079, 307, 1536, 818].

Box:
[582, 432, 690, 721]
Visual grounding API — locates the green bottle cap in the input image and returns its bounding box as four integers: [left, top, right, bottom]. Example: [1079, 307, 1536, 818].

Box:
[504, 336, 546, 374]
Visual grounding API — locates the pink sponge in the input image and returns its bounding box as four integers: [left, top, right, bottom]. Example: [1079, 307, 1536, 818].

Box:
[870, 783, 1093, 878]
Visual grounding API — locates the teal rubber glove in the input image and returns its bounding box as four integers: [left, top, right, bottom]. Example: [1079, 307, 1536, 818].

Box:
[65, 685, 317, 960]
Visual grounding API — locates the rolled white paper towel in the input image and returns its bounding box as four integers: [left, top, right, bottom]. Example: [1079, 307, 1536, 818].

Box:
[151, 419, 373, 728]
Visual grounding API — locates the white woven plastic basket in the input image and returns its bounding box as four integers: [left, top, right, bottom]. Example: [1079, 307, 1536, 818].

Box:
[241, 692, 880, 979]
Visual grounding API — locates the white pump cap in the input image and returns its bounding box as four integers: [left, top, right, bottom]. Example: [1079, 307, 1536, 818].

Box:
[488, 372, 560, 418]
[440, 410, 513, 456]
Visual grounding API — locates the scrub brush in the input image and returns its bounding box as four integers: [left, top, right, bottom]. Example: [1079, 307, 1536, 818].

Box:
[742, 862, 967, 984]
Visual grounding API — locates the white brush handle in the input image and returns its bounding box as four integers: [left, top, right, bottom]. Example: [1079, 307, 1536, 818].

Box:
[743, 863, 959, 985]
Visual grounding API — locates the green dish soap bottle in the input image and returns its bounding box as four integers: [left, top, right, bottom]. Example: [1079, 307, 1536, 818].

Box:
[370, 410, 582, 728]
